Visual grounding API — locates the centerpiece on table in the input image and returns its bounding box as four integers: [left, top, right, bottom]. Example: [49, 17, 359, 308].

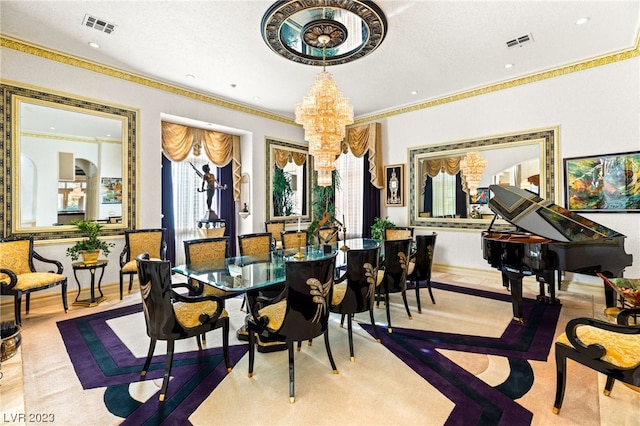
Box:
[66, 220, 115, 264]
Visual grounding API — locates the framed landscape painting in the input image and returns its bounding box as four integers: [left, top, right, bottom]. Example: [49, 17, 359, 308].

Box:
[564, 151, 640, 212]
[101, 177, 123, 204]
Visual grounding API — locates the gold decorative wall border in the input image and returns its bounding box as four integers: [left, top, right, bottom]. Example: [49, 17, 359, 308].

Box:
[2, 33, 638, 125]
[0, 35, 295, 126]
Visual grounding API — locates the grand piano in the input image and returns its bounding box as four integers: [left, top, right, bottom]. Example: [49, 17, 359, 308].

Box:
[482, 184, 633, 323]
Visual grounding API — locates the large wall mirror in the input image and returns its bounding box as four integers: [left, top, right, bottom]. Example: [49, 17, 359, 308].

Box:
[265, 137, 311, 223]
[1, 83, 137, 240]
[408, 127, 558, 230]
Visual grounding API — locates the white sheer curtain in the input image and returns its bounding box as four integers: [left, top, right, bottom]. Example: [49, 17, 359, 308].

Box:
[171, 154, 210, 265]
[335, 151, 364, 238]
[432, 172, 457, 217]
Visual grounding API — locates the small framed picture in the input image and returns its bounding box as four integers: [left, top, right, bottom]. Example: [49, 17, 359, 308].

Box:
[101, 177, 123, 204]
[469, 187, 490, 204]
[384, 164, 404, 207]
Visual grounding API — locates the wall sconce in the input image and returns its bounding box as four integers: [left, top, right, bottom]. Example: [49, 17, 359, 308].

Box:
[239, 173, 250, 219]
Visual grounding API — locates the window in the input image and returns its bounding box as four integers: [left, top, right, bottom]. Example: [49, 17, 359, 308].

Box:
[432, 173, 457, 218]
[335, 151, 363, 237]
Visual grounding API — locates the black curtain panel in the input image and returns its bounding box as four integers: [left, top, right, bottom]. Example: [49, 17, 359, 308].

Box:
[423, 175, 433, 215]
[362, 152, 380, 238]
[455, 173, 468, 218]
[161, 154, 176, 265]
[218, 164, 237, 256]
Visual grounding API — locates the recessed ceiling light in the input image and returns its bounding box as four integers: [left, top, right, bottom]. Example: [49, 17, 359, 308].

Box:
[106, 134, 111, 137]
[50, 126, 55, 130]
[505, 63, 514, 69]
[253, 96, 261, 101]
[186, 74, 195, 79]
[411, 91, 418, 95]
[576, 17, 590, 25]
[88, 42, 100, 49]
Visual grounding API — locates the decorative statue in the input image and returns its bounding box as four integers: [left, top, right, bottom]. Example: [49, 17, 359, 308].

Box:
[190, 162, 227, 217]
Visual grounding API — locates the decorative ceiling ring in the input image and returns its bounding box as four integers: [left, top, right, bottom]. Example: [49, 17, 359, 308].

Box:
[261, 0, 387, 67]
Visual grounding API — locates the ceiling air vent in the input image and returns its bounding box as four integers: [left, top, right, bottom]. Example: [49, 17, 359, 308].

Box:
[82, 14, 115, 34]
[506, 33, 533, 48]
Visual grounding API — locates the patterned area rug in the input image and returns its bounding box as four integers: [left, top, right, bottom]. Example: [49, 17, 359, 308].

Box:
[56, 282, 561, 425]
[57, 304, 247, 425]
[363, 281, 562, 426]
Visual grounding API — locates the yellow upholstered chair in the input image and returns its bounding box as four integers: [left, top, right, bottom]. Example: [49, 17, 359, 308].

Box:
[265, 221, 285, 250]
[553, 308, 640, 414]
[317, 226, 339, 244]
[237, 232, 273, 256]
[183, 237, 231, 298]
[136, 253, 230, 402]
[0, 236, 68, 325]
[281, 229, 308, 250]
[119, 229, 167, 299]
[384, 226, 414, 241]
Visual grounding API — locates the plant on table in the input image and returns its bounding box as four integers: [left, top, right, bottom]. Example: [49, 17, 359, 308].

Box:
[65, 220, 115, 262]
[370, 216, 396, 240]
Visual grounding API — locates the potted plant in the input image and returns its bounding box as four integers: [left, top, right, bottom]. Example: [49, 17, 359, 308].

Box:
[66, 220, 115, 264]
[371, 216, 396, 240]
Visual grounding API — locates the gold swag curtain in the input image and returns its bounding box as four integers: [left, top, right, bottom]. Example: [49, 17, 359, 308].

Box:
[272, 148, 307, 169]
[161, 121, 242, 201]
[421, 156, 462, 193]
[344, 122, 383, 189]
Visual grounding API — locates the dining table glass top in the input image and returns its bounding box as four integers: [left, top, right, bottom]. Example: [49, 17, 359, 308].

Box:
[172, 238, 380, 293]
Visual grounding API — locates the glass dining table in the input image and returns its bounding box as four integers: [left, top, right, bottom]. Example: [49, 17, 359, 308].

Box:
[172, 238, 381, 294]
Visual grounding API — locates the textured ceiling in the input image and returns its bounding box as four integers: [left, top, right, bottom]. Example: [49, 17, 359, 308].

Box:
[1, 1, 639, 122]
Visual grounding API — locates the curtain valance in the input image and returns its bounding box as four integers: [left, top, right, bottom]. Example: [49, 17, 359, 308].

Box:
[272, 148, 307, 169]
[344, 122, 383, 189]
[421, 156, 462, 193]
[161, 121, 241, 201]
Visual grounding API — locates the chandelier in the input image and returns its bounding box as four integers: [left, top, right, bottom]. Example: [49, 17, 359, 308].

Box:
[295, 34, 353, 186]
[459, 151, 488, 193]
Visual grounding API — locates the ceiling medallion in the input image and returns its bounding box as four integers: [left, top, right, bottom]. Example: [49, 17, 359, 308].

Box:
[261, 0, 387, 66]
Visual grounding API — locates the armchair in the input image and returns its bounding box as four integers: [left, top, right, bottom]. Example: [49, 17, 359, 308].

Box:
[281, 229, 308, 250]
[0, 236, 68, 326]
[384, 226, 414, 241]
[407, 233, 437, 312]
[136, 253, 230, 402]
[265, 221, 285, 250]
[119, 228, 167, 299]
[553, 308, 640, 414]
[376, 238, 413, 333]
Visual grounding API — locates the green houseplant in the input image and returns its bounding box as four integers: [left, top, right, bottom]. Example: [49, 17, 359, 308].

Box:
[66, 220, 115, 263]
[371, 216, 396, 240]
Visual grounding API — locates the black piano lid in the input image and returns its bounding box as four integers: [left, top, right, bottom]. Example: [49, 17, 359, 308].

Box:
[488, 185, 623, 243]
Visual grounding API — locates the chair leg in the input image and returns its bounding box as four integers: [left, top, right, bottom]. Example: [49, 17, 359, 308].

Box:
[25, 293, 31, 314]
[141, 338, 157, 377]
[61, 280, 69, 312]
[222, 317, 231, 372]
[604, 376, 616, 396]
[414, 279, 422, 314]
[296, 341, 302, 351]
[368, 306, 380, 342]
[385, 292, 392, 333]
[426, 278, 436, 304]
[288, 342, 295, 403]
[248, 327, 255, 377]
[13, 293, 22, 327]
[119, 273, 124, 300]
[553, 345, 567, 414]
[196, 334, 203, 350]
[401, 290, 412, 320]
[340, 313, 346, 328]
[159, 340, 175, 401]
[323, 330, 338, 374]
[347, 314, 355, 361]
[128, 275, 134, 293]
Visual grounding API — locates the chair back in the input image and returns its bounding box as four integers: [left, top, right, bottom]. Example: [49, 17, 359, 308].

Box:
[184, 237, 229, 263]
[281, 230, 307, 249]
[381, 238, 412, 293]
[124, 229, 167, 262]
[135, 253, 179, 340]
[238, 233, 273, 256]
[278, 253, 338, 341]
[412, 233, 437, 280]
[0, 237, 34, 276]
[318, 226, 339, 244]
[265, 221, 285, 245]
[333, 245, 380, 314]
[385, 227, 414, 240]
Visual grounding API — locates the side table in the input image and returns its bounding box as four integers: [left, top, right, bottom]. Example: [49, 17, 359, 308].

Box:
[72, 260, 108, 307]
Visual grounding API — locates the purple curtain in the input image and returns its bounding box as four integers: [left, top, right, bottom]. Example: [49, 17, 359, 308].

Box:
[161, 154, 176, 265]
[217, 163, 237, 256]
[361, 152, 380, 237]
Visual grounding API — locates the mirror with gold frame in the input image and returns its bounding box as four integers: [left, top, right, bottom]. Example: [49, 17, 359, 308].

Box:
[265, 137, 312, 223]
[408, 127, 558, 230]
[1, 83, 137, 240]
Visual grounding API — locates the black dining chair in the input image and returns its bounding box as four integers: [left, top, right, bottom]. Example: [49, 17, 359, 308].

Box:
[281, 229, 308, 249]
[384, 226, 414, 241]
[330, 245, 381, 361]
[407, 233, 438, 313]
[376, 238, 413, 333]
[135, 253, 231, 402]
[247, 252, 339, 403]
[119, 228, 167, 299]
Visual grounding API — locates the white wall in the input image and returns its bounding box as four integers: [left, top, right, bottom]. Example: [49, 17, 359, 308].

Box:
[2, 47, 639, 289]
[380, 58, 640, 278]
